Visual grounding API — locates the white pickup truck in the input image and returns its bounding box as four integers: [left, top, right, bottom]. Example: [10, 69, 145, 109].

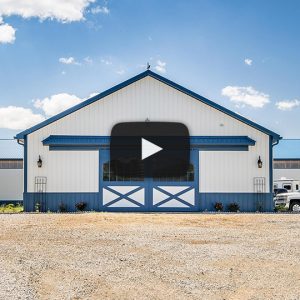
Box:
[274, 192, 300, 212]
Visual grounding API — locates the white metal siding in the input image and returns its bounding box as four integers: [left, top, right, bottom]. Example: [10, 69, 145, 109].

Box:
[0, 169, 23, 200]
[199, 150, 269, 193]
[274, 169, 300, 181]
[26, 76, 271, 193]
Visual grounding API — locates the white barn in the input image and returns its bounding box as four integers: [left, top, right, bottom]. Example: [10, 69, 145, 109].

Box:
[15, 71, 281, 212]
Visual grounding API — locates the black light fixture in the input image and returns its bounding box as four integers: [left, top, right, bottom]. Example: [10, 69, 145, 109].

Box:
[257, 156, 263, 168]
[37, 155, 42, 168]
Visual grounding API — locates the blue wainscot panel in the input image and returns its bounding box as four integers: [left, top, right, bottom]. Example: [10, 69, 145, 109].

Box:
[24, 193, 100, 212]
[23, 192, 274, 212]
[199, 193, 274, 212]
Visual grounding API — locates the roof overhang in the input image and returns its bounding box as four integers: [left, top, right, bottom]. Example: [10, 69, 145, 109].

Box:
[43, 135, 255, 151]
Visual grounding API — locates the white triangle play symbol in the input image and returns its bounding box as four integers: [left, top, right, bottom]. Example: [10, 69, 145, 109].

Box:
[141, 138, 163, 160]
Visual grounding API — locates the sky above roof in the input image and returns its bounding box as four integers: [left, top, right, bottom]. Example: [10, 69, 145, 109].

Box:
[0, 0, 299, 155]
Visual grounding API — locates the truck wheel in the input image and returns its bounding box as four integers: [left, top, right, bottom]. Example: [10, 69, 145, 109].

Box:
[290, 201, 300, 212]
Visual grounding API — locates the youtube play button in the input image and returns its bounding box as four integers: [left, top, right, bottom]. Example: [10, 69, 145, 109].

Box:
[110, 122, 190, 178]
[141, 138, 163, 160]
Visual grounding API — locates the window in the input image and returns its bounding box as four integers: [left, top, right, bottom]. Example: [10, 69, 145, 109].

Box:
[296, 184, 299, 190]
[103, 160, 144, 181]
[103, 161, 195, 182]
[283, 184, 292, 191]
[153, 164, 194, 182]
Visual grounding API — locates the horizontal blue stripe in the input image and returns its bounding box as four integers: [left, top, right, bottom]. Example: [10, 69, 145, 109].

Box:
[49, 146, 100, 151]
[43, 135, 255, 147]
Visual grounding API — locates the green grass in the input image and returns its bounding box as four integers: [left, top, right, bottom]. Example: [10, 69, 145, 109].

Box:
[0, 203, 24, 213]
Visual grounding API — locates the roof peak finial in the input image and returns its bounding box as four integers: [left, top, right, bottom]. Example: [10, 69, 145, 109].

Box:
[147, 62, 150, 70]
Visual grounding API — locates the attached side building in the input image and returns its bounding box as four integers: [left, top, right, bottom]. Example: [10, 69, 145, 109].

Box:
[16, 70, 281, 212]
[0, 140, 23, 204]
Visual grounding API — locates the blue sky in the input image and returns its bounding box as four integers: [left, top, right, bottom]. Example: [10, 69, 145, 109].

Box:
[0, 0, 299, 156]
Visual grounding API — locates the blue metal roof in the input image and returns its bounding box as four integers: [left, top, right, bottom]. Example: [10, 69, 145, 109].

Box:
[15, 70, 281, 141]
[43, 135, 255, 146]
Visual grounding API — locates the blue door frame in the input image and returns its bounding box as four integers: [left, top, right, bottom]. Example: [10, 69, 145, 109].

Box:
[99, 148, 199, 212]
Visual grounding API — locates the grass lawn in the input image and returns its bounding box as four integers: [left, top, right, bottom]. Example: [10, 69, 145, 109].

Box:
[0, 203, 23, 213]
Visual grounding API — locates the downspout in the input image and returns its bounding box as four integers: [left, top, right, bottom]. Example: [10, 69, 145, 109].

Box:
[16, 137, 27, 210]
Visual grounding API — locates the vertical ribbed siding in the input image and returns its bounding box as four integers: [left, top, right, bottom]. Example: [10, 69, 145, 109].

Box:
[26, 76, 270, 194]
[199, 193, 273, 212]
[23, 192, 274, 212]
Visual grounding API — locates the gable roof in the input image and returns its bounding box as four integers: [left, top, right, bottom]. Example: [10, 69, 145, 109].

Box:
[15, 70, 281, 141]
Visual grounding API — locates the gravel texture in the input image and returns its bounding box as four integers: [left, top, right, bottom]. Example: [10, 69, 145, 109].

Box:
[0, 213, 299, 300]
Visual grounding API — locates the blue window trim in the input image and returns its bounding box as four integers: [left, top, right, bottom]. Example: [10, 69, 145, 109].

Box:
[15, 70, 281, 141]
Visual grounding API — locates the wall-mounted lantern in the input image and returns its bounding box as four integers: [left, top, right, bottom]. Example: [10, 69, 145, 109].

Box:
[37, 155, 43, 168]
[257, 156, 263, 168]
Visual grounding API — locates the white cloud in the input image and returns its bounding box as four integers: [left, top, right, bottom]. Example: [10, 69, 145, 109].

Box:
[0, 91, 101, 130]
[0, 18, 16, 44]
[88, 92, 99, 98]
[101, 58, 112, 65]
[59, 57, 80, 65]
[276, 99, 300, 111]
[0, 106, 45, 130]
[33, 92, 99, 117]
[90, 6, 110, 14]
[222, 86, 270, 108]
[154, 60, 166, 73]
[0, 0, 95, 23]
[33, 93, 82, 117]
[116, 69, 125, 75]
[84, 56, 93, 64]
[244, 58, 252, 66]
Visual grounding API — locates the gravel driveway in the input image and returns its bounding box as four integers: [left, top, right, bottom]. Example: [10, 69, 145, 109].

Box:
[0, 213, 299, 300]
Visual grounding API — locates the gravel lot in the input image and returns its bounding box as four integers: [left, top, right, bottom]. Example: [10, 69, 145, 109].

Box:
[0, 213, 299, 300]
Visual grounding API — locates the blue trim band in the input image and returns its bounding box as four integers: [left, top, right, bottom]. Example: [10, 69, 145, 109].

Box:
[43, 135, 255, 148]
[197, 145, 249, 151]
[49, 146, 100, 151]
[15, 70, 281, 141]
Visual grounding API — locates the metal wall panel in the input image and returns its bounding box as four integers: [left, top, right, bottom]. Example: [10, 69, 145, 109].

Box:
[274, 169, 300, 181]
[23, 192, 273, 212]
[200, 149, 269, 193]
[0, 169, 23, 201]
[27, 76, 270, 193]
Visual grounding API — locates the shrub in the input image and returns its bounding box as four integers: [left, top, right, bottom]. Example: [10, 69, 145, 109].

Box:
[228, 202, 240, 212]
[75, 202, 87, 211]
[35, 202, 41, 212]
[59, 202, 67, 212]
[274, 204, 288, 212]
[214, 202, 223, 212]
